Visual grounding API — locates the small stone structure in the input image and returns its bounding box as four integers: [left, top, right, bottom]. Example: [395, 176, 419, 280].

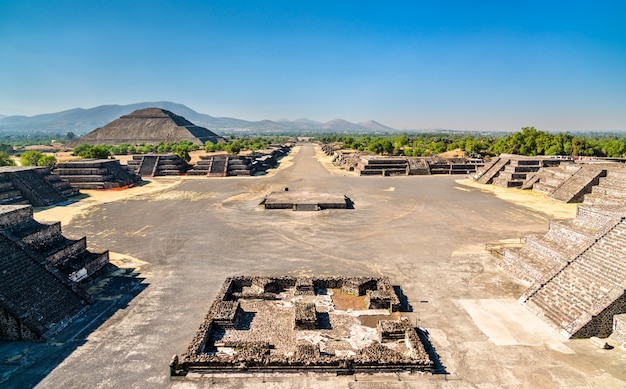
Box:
[294, 302, 317, 330]
[54, 159, 142, 189]
[610, 314, 626, 344]
[475, 154, 564, 186]
[126, 153, 190, 176]
[262, 191, 352, 211]
[321, 145, 483, 176]
[174, 276, 432, 377]
[475, 155, 625, 202]
[494, 165, 626, 338]
[188, 145, 292, 177]
[0, 166, 78, 206]
[188, 155, 255, 176]
[357, 156, 409, 176]
[0, 204, 109, 340]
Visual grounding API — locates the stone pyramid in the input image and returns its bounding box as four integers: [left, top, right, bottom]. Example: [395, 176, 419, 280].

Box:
[68, 108, 222, 147]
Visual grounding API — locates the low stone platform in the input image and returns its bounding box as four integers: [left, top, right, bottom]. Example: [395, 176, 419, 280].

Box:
[54, 159, 141, 189]
[262, 191, 351, 211]
[174, 276, 432, 377]
[0, 166, 78, 206]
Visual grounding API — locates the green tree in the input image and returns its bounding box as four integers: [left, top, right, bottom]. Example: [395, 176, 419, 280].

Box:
[77, 145, 110, 159]
[20, 151, 43, 166]
[38, 155, 57, 169]
[0, 152, 16, 166]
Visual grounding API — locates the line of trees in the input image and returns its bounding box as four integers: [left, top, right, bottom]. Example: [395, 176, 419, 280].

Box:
[317, 128, 626, 158]
[72, 140, 202, 162]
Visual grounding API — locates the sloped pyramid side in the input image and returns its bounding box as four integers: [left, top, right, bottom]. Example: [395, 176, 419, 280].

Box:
[497, 166, 626, 338]
[67, 108, 222, 147]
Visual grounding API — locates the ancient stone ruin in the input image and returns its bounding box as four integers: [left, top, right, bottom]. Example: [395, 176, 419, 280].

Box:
[492, 165, 626, 339]
[262, 191, 352, 211]
[0, 166, 78, 207]
[126, 153, 191, 177]
[188, 155, 258, 177]
[0, 204, 109, 340]
[54, 159, 142, 189]
[321, 145, 484, 176]
[66, 107, 223, 147]
[173, 276, 433, 377]
[474, 155, 625, 203]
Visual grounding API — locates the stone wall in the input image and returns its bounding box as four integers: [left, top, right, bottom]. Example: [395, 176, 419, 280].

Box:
[611, 314, 626, 344]
[176, 275, 429, 376]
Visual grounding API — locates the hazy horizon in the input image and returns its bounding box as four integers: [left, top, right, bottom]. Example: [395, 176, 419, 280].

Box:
[1, 1, 625, 132]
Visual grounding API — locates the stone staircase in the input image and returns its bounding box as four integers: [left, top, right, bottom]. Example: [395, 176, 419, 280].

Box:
[492, 159, 561, 188]
[356, 157, 408, 176]
[0, 172, 28, 205]
[127, 154, 190, 176]
[521, 219, 626, 338]
[0, 167, 73, 206]
[529, 163, 581, 194]
[0, 233, 88, 340]
[475, 157, 510, 184]
[55, 159, 141, 189]
[0, 205, 109, 285]
[524, 163, 609, 203]
[497, 164, 626, 338]
[189, 155, 258, 176]
[138, 155, 158, 176]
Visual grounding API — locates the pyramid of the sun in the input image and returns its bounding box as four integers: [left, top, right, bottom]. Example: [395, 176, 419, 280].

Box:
[68, 108, 222, 147]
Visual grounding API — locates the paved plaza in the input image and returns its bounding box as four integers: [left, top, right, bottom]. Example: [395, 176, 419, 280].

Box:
[1, 143, 624, 388]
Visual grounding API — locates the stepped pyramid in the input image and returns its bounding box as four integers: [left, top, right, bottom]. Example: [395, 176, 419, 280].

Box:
[496, 166, 626, 338]
[0, 166, 79, 207]
[67, 108, 222, 147]
[0, 204, 110, 340]
[127, 153, 191, 177]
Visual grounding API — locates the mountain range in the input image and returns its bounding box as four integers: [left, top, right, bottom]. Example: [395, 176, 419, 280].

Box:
[0, 102, 397, 134]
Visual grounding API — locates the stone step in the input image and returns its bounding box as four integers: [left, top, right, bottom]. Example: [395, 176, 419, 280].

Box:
[532, 182, 557, 194]
[499, 248, 543, 284]
[591, 184, 626, 198]
[599, 176, 626, 190]
[583, 192, 626, 207]
[544, 220, 596, 244]
[492, 177, 524, 187]
[573, 205, 621, 231]
[476, 157, 509, 184]
[605, 169, 626, 181]
[523, 234, 579, 264]
[0, 190, 23, 201]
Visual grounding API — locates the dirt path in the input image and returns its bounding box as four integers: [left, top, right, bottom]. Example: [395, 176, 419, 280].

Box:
[313, 144, 359, 176]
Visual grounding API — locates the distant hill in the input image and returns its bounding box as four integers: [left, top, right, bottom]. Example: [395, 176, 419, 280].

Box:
[0, 102, 398, 134]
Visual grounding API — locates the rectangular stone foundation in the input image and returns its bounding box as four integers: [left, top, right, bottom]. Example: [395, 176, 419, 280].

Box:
[263, 191, 349, 210]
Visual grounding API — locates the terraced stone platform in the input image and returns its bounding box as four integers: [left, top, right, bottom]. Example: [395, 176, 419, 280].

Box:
[0, 166, 78, 206]
[54, 159, 141, 189]
[0, 204, 109, 340]
[496, 165, 626, 338]
[174, 276, 433, 377]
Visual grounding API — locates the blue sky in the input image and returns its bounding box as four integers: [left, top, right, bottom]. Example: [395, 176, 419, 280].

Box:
[1, 1, 625, 131]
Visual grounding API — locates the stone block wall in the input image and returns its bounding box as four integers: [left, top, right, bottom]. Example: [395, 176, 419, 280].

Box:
[55, 159, 141, 189]
[611, 314, 626, 344]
